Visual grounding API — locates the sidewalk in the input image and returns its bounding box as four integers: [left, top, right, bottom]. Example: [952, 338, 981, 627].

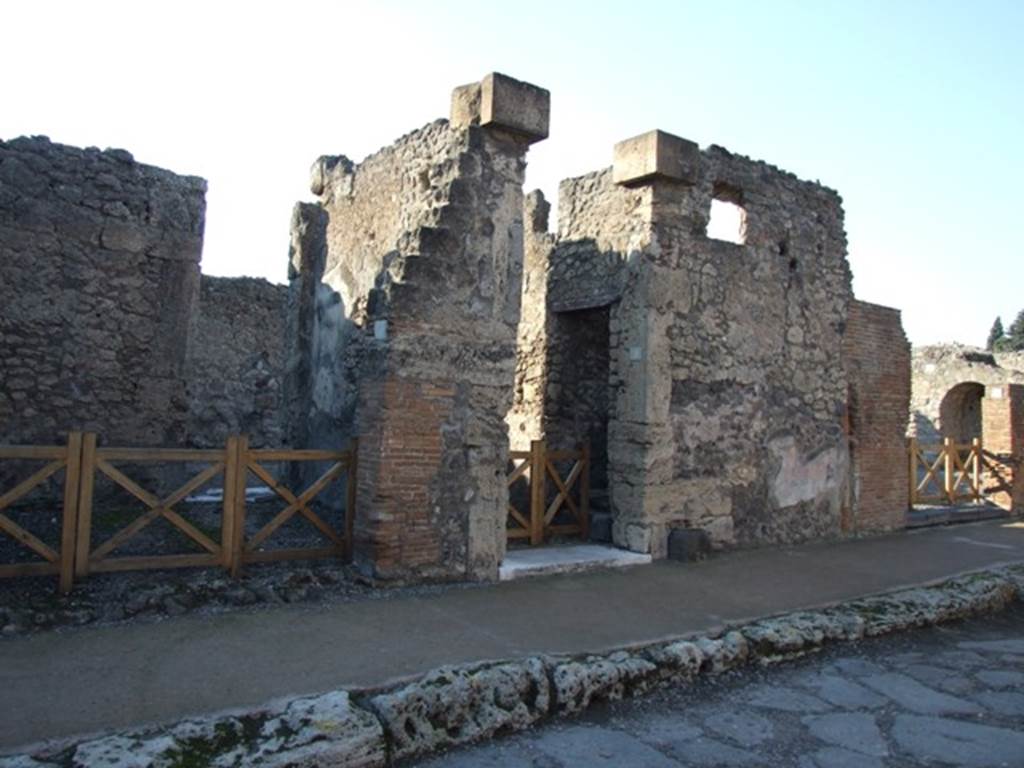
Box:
[1, 519, 1023, 750]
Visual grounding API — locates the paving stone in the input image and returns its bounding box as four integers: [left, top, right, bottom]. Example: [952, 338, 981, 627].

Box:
[531, 725, 681, 767]
[891, 714, 1024, 767]
[901, 664, 975, 695]
[974, 669, 1024, 688]
[702, 710, 774, 747]
[627, 714, 703, 745]
[888, 652, 924, 666]
[972, 690, 1024, 717]
[803, 713, 887, 757]
[668, 736, 766, 766]
[413, 742, 540, 768]
[796, 673, 888, 709]
[860, 673, 982, 715]
[825, 658, 887, 677]
[958, 638, 1024, 654]
[746, 686, 832, 713]
[805, 746, 885, 768]
[926, 650, 990, 669]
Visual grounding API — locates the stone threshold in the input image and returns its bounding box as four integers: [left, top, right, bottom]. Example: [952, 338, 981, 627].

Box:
[907, 503, 1010, 529]
[7, 564, 1023, 767]
[499, 543, 652, 581]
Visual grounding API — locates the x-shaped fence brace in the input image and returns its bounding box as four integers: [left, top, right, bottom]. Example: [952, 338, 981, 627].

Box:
[504, 441, 589, 546]
[243, 454, 348, 553]
[0, 435, 83, 592]
[910, 438, 982, 504]
[86, 456, 225, 564]
[0, 454, 67, 565]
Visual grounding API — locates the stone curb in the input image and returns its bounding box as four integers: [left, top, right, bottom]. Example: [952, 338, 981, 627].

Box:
[5, 563, 1023, 767]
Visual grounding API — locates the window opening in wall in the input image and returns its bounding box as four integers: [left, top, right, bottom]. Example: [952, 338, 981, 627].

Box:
[706, 182, 747, 245]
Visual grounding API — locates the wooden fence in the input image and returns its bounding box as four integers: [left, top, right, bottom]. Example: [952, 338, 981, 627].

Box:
[0, 433, 356, 592]
[507, 440, 590, 546]
[908, 436, 982, 506]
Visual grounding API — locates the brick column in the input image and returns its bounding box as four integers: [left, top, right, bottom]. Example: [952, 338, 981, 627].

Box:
[981, 383, 1024, 512]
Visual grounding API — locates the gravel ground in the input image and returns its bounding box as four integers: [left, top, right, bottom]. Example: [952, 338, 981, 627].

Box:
[0, 553, 484, 638]
[410, 604, 1024, 768]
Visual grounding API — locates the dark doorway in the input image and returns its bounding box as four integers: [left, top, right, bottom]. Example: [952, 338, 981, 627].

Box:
[939, 382, 985, 443]
[545, 305, 611, 539]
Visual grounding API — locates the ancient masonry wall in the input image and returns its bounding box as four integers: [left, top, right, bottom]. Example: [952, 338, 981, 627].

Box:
[910, 344, 1024, 442]
[185, 276, 288, 448]
[527, 135, 855, 556]
[287, 74, 549, 581]
[0, 136, 206, 447]
[841, 299, 911, 531]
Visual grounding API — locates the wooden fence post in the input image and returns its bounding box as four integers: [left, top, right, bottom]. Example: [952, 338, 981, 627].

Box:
[221, 436, 239, 572]
[907, 437, 917, 508]
[579, 441, 591, 540]
[74, 432, 98, 578]
[943, 436, 955, 504]
[58, 432, 83, 594]
[229, 435, 249, 579]
[345, 437, 359, 562]
[972, 437, 982, 503]
[529, 439, 546, 546]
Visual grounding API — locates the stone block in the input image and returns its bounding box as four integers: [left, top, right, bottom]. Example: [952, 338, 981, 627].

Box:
[667, 527, 711, 562]
[612, 129, 699, 186]
[451, 73, 550, 144]
[369, 658, 551, 761]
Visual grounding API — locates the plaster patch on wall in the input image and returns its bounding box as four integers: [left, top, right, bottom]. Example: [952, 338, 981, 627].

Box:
[768, 436, 843, 508]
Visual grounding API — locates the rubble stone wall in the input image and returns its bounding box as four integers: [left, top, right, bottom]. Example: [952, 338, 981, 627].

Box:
[0, 136, 206, 447]
[185, 275, 288, 448]
[841, 299, 911, 531]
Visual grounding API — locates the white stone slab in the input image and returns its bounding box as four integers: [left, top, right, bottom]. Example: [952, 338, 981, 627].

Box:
[499, 544, 652, 581]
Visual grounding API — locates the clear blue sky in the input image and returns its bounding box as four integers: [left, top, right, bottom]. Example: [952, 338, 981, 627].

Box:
[3, 0, 1021, 346]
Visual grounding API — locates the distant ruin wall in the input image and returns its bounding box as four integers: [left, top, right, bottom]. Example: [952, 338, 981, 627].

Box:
[0, 136, 206, 446]
[910, 344, 1024, 441]
[842, 299, 911, 531]
[185, 275, 287, 448]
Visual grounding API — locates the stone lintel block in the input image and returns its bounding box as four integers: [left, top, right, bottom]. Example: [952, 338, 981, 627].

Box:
[613, 130, 699, 186]
[450, 73, 550, 144]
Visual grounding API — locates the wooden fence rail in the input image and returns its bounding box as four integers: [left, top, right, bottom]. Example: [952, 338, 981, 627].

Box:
[507, 439, 590, 546]
[0, 433, 356, 593]
[908, 436, 982, 506]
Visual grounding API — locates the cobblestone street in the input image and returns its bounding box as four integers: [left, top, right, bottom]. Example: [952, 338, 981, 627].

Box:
[412, 605, 1024, 768]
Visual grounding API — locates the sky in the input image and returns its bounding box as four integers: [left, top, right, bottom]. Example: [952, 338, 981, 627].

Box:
[2, 0, 1021, 347]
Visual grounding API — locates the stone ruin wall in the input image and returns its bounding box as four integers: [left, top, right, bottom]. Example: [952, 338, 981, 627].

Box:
[841, 300, 911, 531]
[515, 134, 885, 557]
[0, 135, 288, 456]
[185, 275, 288, 449]
[2, 76, 922, 582]
[0, 136, 206, 448]
[286, 74, 548, 581]
[640, 146, 853, 552]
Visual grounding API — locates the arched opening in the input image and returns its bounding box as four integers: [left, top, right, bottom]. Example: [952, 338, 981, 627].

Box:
[938, 382, 985, 443]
